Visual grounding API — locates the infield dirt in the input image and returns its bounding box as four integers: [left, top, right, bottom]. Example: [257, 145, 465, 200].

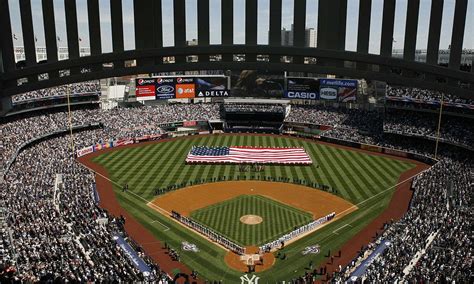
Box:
[150, 181, 356, 220]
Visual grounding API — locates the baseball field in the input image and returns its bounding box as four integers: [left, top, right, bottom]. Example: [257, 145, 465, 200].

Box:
[80, 134, 427, 282]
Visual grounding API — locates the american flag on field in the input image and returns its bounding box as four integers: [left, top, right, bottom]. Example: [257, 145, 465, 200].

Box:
[185, 146, 312, 165]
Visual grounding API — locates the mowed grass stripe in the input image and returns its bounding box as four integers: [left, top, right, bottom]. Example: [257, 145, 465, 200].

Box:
[276, 137, 293, 180]
[286, 138, 307, 182]
[111, 148, 151, 182]
[325, 146, 371, 201]
[162, 139, 203, 186]
[358, 153, 399, 189]
[104, 146, 144, 171]
[129, 140, 184, 190]
[321, 146, 359, 197]
[96, 149, 124, 165]
[344, 150, 387, 196]
[304, 143, 325, 184]
[162, 137, 201, 185]
[170, 137, 209, 184]
[113, 145, 161, 180]
[191, 195, 312, 246]
[365, 154, 403, 178]
[133, 141, 181, 194]
[318, 145, 357, 201]
[139, 138, 196, 197]
[305, 144, 338, 193]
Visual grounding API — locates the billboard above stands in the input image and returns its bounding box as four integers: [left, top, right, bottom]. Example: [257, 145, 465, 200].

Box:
[135, 78, 156, 101]
[319, 87, 338, 100]
[196, 89, 231, 97]
[284, 91, 319, 100]
[231, 70, 285, 98]
[285, 77, 320, 100]
[195, 77, 227, 90]
[319, 79, 358, 102]
[136, 76, 229, 100]
[175, 83, 196, 98]
[155, 77, 176, 99]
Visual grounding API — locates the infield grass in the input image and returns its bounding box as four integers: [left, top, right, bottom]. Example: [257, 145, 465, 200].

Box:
[190, 195, 313, 246]
[90, 134, 417, 282]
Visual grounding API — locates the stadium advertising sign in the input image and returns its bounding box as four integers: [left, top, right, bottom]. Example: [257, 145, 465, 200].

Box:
[76, 146, 94, 157]
[285, 77, 320, 100]
[155, 77, 176, 99]
[175, 77, 196, 99]
[231, 70, 284, 98]
[285, 91, 319, 100]
[135, 78, 156, 101]
[319, 79, 358, 102]
[136, 76, 230, 100]
[319, 87, 338, 100]
[197, 90, 230, 97]
[195, 76, 230, 97]
[176, 83, 196, 98]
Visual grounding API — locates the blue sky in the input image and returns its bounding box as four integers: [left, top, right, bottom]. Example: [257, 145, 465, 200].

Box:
[8, 0, 474, 56]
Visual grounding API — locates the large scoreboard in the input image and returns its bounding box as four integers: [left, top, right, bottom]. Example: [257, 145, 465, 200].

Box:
[136, 73, 359, 102]
[285, 77, 358, 102]
[135, 76, 230, 101]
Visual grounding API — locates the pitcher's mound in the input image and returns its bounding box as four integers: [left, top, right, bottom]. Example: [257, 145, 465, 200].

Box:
[240, 215, 263, 225]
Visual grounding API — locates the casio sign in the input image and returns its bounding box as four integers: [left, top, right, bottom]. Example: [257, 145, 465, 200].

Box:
[320, 87, 338, 100]
[137, 78, 154, 85]
[286, 91, 318, 99]
[156, 85, 174, 94]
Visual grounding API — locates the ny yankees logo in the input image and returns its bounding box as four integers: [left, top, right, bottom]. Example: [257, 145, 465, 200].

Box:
[240, 274, 260, 284]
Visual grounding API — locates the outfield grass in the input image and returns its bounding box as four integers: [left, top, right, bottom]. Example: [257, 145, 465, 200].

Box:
[91, 135, 416, 282]
[190, 195, 313, 246]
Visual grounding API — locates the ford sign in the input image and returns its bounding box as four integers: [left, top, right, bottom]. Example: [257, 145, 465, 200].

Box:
[156, 85, 174, 94]
[285, 91, 318, 99]
[320, 87, 338, 100]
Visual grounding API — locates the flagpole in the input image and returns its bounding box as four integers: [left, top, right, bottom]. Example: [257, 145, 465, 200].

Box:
[434, 93, 444, 159]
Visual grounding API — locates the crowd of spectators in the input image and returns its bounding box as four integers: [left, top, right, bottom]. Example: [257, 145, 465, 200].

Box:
[1, 103, 221, 281]
[1, 100, 472, 282]
[285, 105, 347, 126]
[328, 146, 472, 283]
[1, 130, 170, 282]
[223, 103, 286, 113]
[387, 86, 474, 105]
[11, 81, 101, 104]
[384, 109, 473, 148]
[1, 104, 220, 168]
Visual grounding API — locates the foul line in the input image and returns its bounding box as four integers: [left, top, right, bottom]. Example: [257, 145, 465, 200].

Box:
[151, 220, 170, 231]
[333, 224, 352, 235]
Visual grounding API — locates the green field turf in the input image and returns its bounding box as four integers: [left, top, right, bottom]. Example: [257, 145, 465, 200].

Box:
[190, 195, 313, 246]
[90, 134, 416, 282]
